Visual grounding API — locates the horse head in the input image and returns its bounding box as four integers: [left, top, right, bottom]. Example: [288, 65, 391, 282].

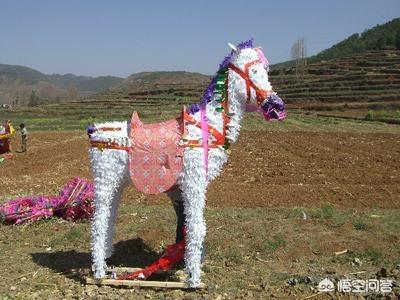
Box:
[227, 40, 286, 121]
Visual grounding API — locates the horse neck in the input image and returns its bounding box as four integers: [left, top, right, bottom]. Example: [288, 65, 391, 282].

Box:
[194, 68, 246, 143]
[223, 69, 246, 143]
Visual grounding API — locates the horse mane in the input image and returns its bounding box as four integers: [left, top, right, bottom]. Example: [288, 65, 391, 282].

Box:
[189, 39, 254, 114]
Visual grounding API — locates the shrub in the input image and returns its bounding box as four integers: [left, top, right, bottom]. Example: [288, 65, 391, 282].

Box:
[365, 110, 374, 120]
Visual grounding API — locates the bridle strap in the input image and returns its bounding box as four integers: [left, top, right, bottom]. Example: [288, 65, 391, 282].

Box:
[228, 60, 271, 105]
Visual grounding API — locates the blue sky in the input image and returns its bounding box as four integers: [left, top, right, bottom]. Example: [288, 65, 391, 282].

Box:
[0, 0, 399, 77]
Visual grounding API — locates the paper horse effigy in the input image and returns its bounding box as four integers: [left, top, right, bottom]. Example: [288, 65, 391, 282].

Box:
[87, 39, 285, 287]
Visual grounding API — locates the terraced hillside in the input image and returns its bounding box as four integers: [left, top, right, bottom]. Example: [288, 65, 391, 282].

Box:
[97, 71, 210, 107]
[270, 50, 400, 107]
[4, 48, 399, 127]
[93, 51, 400, 110]
[0, 72, 210, 131]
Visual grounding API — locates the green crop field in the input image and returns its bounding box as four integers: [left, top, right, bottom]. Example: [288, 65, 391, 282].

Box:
[2, 105, 400, 134]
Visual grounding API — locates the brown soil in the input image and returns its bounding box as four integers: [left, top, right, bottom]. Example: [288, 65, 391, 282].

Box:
[1, 130, 400, 299]
[1, 130, 399, 209]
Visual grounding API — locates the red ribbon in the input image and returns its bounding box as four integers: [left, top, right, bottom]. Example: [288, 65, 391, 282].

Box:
[228, 60, 271, 105]
[118, 229, 186, 281]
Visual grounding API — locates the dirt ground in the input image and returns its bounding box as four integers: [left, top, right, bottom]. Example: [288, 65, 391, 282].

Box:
[1, 130, 399, 299]
[1, 130, 399, 209]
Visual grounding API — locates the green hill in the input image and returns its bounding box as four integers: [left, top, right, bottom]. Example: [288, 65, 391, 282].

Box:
[76, 76, 124, 92]
[0, 64, 49, 85]
[46, 73, 91, 89]
[0, 64, 123, 105]
[311, 18, 400, 62]
[272, 18, 400, 70]
[0, 64, 123, 91]
[116, 71, 210, 91]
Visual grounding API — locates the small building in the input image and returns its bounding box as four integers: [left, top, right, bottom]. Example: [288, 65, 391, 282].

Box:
[1, 104, 12, 109]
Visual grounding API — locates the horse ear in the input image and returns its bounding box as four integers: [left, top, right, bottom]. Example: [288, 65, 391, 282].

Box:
[228, 42, 238, 52]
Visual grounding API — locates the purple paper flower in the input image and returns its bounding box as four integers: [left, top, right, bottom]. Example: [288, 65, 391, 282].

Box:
[0, 177, 94, 224]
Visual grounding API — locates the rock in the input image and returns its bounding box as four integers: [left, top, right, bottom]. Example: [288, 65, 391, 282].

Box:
[287, 275, 312, 286]
[9, 286, 16, 291]
[98, 288, 109, 295]
[206, 284, 215, 293]
[202, 265, 211, 273]
[171, 290, 184, 298]
[391, 268, 400, 279]
[376, 267, 388, 278]
[326, 268, 336, 274]
[286, 278, 297, 286]
[353, 257, 362, 266]
[85, 285, 95, 292]
[157, 293, 165, 300]
[299, 276, 312, 284]
[224, 260, 233, 267]
[261, 281, 270, 291]
[245, 291, 253, 298]
[173, 269, 187, 282]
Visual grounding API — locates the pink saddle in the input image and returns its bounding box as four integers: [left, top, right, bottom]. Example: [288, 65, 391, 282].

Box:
[129, 111, 184, 194]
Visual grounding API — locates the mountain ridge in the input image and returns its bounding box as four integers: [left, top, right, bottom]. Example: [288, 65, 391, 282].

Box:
[1, 17, 399, 105]
[0, 63, 123, 104]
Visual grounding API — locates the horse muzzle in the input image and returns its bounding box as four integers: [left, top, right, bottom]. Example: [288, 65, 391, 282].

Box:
[261, 93, 286, 121]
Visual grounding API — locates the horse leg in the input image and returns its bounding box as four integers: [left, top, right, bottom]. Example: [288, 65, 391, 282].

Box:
[168, 186, 206, 262]
[180, 150, 208, 287]
[167, 186, 185, 244]
[105, 182, 126, 259]
[89, 149, 129, 279]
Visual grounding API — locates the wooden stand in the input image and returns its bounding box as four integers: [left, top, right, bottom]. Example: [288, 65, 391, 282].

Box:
[86, 267, 207, 289]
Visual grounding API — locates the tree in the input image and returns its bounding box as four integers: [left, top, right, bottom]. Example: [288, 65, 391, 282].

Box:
[375, 36, 386, 49]
[14, 92, 20, 107]
[28, 90, 39, 107]
[396, 30, 400, 50]
[385, 33, 394, 46]
[291, 37, 307, 81]
[66, 87, 78, 100]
